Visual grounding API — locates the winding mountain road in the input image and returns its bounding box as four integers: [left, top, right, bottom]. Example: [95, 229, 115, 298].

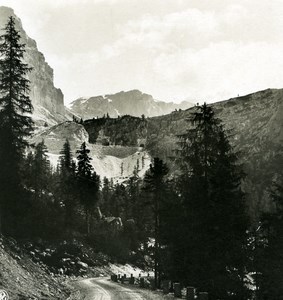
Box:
[71, 277, 172, 300]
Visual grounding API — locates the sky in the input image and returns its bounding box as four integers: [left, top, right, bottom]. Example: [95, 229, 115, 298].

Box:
[1, 0, 283, 105]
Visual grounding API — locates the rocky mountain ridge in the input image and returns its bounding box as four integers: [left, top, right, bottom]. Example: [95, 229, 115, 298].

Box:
[152, 88, 283, 218]
[40, 88, 283, 219]
[31, 121, 151, 182]
[0, 6, 66, 126]
[69, 90, 193, 119]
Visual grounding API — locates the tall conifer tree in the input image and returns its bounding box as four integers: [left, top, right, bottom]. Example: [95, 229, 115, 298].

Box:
[58, 139, 77, 233]
[101, 177, 113, 216]
[143, 157, 169, 288]
[259, 171, 283, 299]
[59, 139, 73, 174]
[33, 140, 50, 198]
[0, 16, 33, 234]
[175, 103, 248, 299]
[76, 142, 100, 235]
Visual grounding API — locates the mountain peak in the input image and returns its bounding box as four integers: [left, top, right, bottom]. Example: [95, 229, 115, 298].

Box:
[105, 89, 145, 100]
[0, 6, 15, 14]
[69, 90, 193, 119]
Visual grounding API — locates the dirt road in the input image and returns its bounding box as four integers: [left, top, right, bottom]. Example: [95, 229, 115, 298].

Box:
[70, 277, 173, 300]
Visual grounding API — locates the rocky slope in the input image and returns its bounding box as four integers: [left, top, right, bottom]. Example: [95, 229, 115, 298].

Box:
[149, 88, 283, 219]
[34, 86, 283, 218]
[72, 88, 283, 219]
[0, 6, 66, 126]
[32, 121, 151, 182]
[0, 236, 69, 299]
[69, 90, 193, 119]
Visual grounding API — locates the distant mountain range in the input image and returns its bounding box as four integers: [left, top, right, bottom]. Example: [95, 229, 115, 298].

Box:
[69, 90, 193, 119]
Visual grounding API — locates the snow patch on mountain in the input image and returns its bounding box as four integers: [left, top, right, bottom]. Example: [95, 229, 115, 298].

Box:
[69, 90, 193, 119]
[80, 98, 88, 104]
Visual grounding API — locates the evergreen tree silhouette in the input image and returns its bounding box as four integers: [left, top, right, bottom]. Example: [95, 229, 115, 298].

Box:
[23, 151, 34, 189]
[0, 16, 33, 234]
[77, 142, 92, 178]
[174, 103, 248, 299]
[110, 183, 127, 218]
[76, 142, 100, 235]
[260, 171, 283, 299]
[59, 139, 73, 173]
[101, 177, 113, 215]
[33, 140, 50, 198]
[59, 139, 77, 233]
[143, 157, 169, 289]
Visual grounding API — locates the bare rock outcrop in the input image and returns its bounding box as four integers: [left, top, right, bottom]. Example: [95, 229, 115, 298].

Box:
[0, 6, 66, 126]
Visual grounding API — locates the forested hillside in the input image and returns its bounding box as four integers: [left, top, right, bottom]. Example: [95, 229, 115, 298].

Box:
[78, 88, 283, 219]
[1, 7, 283, 300]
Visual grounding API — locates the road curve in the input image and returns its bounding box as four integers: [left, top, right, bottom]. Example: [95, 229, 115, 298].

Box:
[71, 277, 170, 300]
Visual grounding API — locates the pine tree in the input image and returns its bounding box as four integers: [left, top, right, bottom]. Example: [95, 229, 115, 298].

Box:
[101, 177, 113, 216]
[123, 174, 141, 251]
[59, 139, 73, 173]
[26, 141, 57, 238]
[175, 103, 248, 299]
[23, 151, 34, 189]
[127, 174, 140, 219]
[33, 140, 50, 198]
[77, 142, 92, 177]
[143, 157, 169, 288]
[58, 139, 77, 233]
[0, 16, 33, 234]
[76, 142, 100, 235]
[110, 183, 128, 218]
[259, 173, 283, 299]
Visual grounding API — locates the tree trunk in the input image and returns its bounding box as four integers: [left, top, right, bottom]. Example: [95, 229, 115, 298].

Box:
[0, 205, 2, 235]
[86, 207, 90, 236]
[154, 194, 160, 289]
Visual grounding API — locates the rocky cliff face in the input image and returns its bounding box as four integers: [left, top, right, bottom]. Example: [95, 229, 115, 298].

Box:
[32, 121, 151, 182]
[0, 6, 66, 126]
[69, 90, 193, 119]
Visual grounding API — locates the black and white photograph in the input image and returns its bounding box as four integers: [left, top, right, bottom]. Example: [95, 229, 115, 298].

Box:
[0, 1, 282, 299]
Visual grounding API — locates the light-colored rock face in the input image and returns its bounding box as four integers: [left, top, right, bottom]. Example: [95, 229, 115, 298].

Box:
[32, 121, 151, 182]
[69, 90, 193, 119]
[0, 6, 66, 126]
[32, 121, 89, 153]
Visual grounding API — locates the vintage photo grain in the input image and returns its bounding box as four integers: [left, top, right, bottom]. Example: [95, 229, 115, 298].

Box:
[0, 1, 282, 299]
